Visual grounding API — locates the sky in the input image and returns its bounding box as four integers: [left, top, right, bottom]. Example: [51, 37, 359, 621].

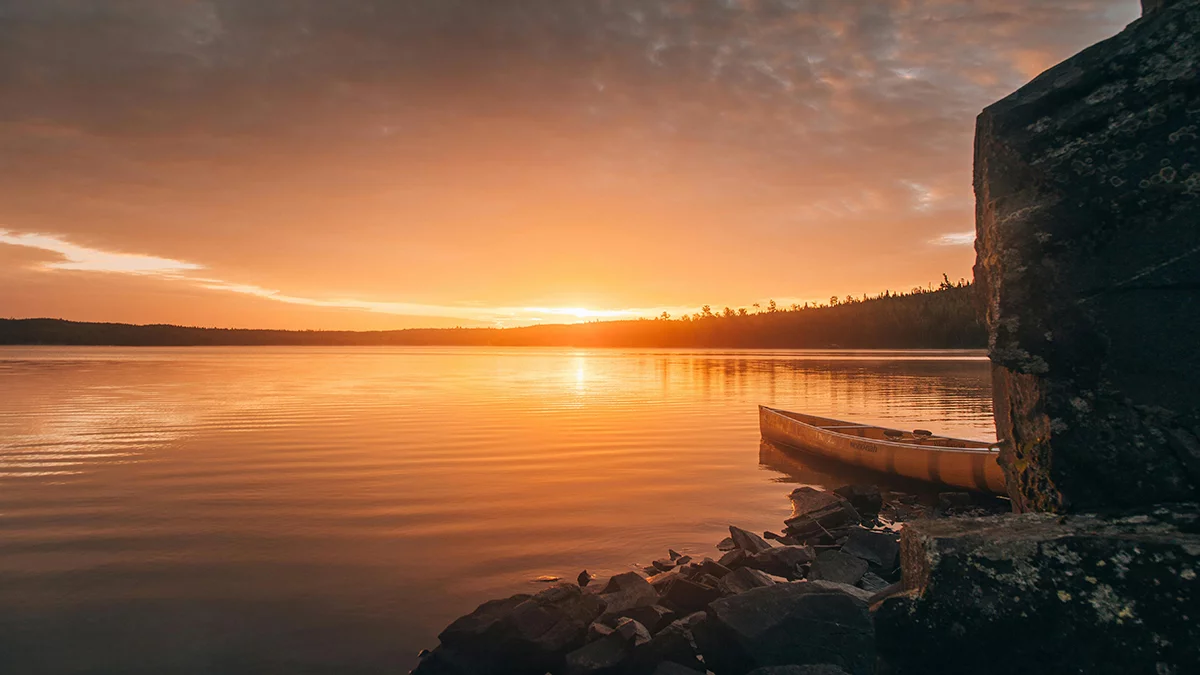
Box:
[0, 0, 1141, 329]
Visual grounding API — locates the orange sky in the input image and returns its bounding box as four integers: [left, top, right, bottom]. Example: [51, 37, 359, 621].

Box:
[0, 1, 1140, 329]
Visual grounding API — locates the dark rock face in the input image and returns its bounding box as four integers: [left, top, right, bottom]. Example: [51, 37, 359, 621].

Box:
[807, 550, 868, 586]
[973, 0, 1200, 512]
[696, 583, 874, 675]
[839, 529, 899, 572]
[876, 507, 1200, 674]
[729, 526, 775, 555]
[415, 584, 606, 675]
[716, 567, 777, 596]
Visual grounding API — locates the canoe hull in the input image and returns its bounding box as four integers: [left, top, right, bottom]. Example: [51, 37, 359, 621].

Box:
[759, 406, 1007, 494]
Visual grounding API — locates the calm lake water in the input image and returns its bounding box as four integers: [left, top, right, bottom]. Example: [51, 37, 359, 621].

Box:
[0, 347, 995, 674]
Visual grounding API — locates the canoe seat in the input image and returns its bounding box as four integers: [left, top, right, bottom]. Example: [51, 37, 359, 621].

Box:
[883, 429, 905, 440]
[913, 429, 933, 437]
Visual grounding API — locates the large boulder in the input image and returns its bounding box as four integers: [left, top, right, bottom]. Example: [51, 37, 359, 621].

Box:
[839, 528, 899, 572]
[597, 572, 660, 623]
[413, 584, 606, 675]
[729, 526, 775, 555]
[876, 507, 1200, 674]
[716, 567, 778, 596]
[694, 583, 874, 675]
[973, 0, 1200, 512]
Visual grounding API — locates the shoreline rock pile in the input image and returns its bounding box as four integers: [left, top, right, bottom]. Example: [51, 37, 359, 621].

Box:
[412, 485, 1001, 675]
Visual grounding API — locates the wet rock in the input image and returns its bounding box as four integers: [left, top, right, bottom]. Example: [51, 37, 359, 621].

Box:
[675, 555, 692, 566]
[746, 667, 851, 675]
[784, 491, 861, 542]
[669, 549, 682, 560]
[839, 528, 899, 572]
[832, 485, 883, 517]
[416, 584, 606, 675]
[717, 567, 777, 596]
[974, 0, 1200, 512]
[653, 559, 677, 572]
[729, 526, 774, 555]
[808, 550, 868, 586]
[695, 582, 875, 675]
[717, 536, 738, 552]
[876, 508, 1200, 674]
[661, 577, 721, 614]
[747, 545, 816, 579]
[577, 570, 593, 587]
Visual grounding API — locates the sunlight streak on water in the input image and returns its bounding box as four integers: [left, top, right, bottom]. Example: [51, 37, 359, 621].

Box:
[0, 347, 994, 674]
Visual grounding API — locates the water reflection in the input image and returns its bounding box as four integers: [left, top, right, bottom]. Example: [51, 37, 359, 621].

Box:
[0, 347, 993, 674]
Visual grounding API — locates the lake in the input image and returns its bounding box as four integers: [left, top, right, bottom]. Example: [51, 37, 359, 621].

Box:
[0, 347, 994, 674]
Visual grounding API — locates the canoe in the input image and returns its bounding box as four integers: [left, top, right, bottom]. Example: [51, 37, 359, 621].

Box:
[759, 406, 1007, 494]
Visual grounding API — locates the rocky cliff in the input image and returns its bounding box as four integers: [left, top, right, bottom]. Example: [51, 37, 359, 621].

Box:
[974, 0, 1200, 512]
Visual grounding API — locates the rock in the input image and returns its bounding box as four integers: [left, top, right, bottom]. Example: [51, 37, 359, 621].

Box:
[653, 559, 677, 572]
[695, 582, 875, 675]
[808, 550, 868, 586]
[746, 667, 851, 675]
[620, 604, 676, 635]
[669, 549, 682, 560]
[661, 577, 721, 614]
[613, 618, 652, 646]
[716, 566, 777, 596]
[597, 572, 659, 623]
[729, 525, 774, 554]
[839, 528, 899, 571]
[832, 485, 883, 517]
[784, 491, 861, 542]
[935, 492, 973, 515]
[416, 584, 606, 675]
[578, 570, 593, 587]
[763, 530, 782, 540]
[800, 579, 874, 604]
[876, 508, 1200, 674]
[635, 612, 708, 673]
[717, 536, 737, 551]
[675, 555, 691, 566]
[649, 567, 686, 593]
[747, 545, 816, 579]
[693, 558, 732, 579]
[588, 622, 614, 642]
[652, 662, 705, 675]
[856, 572, 890, 594]
[717, 548, 747, 570]
[974, 0, 1200, 512]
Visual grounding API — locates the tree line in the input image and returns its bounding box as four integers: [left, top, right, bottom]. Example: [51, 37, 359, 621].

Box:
[0, 277, 985, 349]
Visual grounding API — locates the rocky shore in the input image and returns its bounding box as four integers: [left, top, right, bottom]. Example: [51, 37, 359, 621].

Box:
[411, 486, 1007, 675]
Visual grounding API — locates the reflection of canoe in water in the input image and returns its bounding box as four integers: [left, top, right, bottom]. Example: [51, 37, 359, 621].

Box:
[759, 406, 1006, 494]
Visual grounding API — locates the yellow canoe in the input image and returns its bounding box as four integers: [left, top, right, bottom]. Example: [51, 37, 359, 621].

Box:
[759, 406, 1006, 494]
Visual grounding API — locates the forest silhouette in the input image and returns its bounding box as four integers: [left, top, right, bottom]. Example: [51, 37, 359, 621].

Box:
[1, 278, 984, 349]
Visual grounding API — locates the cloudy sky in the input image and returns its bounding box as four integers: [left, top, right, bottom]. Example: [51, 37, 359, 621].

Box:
[0, 0, 1140, 329]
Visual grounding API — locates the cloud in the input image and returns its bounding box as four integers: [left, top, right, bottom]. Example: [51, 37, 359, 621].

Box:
[0, 229, 201, 274]
[930, 231, 977, 246]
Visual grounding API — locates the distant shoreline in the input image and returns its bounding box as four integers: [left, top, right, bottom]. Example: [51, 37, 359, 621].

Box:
[0, 285, 987, 350]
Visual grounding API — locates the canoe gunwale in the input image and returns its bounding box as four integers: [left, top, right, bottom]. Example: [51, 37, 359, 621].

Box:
[760, 406, 999, 454]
